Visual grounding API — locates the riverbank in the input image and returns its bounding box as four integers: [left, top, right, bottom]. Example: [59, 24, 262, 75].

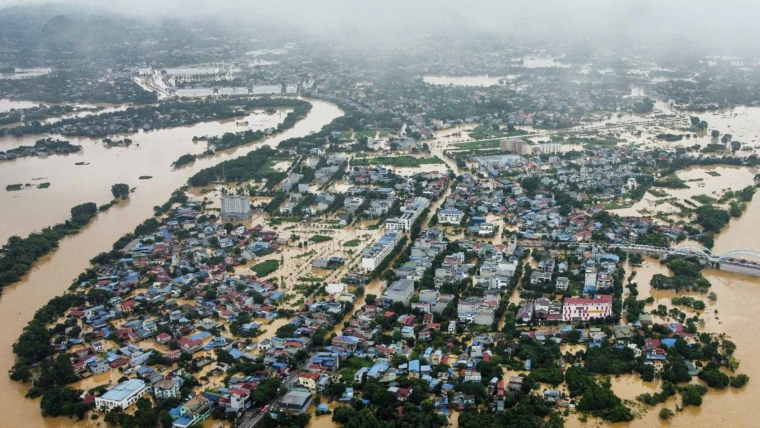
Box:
[0, 98, 343, 428]
[563, 193, 760, 428]
[0, 99, 341, 245]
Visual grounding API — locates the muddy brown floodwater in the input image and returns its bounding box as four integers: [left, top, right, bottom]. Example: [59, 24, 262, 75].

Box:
[0, 103, 336, 244]
[611, 166, 758, 219]
[0, 98, 342, 427]
[3, 101, 760, 428]
[566, 195, 760, 428]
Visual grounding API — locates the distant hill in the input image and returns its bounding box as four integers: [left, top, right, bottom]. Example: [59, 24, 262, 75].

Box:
[38, 14, 130, 52]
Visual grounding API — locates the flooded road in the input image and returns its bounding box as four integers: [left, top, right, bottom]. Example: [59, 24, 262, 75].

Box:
[0, 98, 342, 428]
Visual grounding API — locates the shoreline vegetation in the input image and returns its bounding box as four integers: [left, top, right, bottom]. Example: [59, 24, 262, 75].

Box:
[6, 114, 758, 428]
[187, 145, 290, 188]
[0, 202, 98, 293]
[0, 181, 135, 293]
[1, 96, 307, 140]
[172, 98, 312, 167]
[0, 104, 99, 127]
[0, 137, 82, 162]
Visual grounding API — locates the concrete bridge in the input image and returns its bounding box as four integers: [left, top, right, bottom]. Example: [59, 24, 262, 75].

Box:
[618, 243, 760, 277]
[521, 241, 760, 277]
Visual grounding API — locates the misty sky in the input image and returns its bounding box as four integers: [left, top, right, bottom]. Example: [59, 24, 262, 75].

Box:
[2, 0, 760, 55]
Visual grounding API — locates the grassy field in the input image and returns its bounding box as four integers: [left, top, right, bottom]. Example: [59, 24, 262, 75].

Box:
[647, 188, 669, 198]
[343, 239, 361, 247]
[692, 194, 718, 205]
[297, 276, 325, 283]
[603, 202, 632, 210]
[310, 235, 333, 243]
[250, 260, 280, 277]
[339, 356, 374, 383]
[467, 125, 529, 140]
[454, 140, 501, 150]
[352, 155, 445, 167]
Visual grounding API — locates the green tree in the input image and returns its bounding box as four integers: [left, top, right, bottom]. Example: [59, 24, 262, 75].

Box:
[659, 408, 674, 420]
[70, 202, 98, 225]
[730, 374, 750, 388]
[111, 183, 130, 199]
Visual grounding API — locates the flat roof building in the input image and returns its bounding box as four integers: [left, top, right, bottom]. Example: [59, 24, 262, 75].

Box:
[221, 195, 252, 222]
[383, 278, 415, 306]
[362, 231, 402, 272]
[95, 378, 148, 412]
[278, 389, 313, 414]
[438, 208, 464, 225]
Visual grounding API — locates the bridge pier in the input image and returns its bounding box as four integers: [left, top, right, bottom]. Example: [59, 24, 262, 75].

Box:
[718, 262, 760, 277]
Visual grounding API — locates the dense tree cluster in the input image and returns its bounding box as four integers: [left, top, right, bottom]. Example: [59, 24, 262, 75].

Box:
[0, 202, 98, 290]
[188, 146, 287, 187]
[650, 257, 712, 292]
[695, 205, 731, 233]
[565, 366, 633, 422]
[111, 183, 130, 199]
[331, 379, 448, 428]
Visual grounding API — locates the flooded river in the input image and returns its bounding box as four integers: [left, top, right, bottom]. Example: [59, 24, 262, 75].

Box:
[0, 98, 342, 428]
[612, 165, 758, 219]
[565, 195, 760, 428]
[2, 98, 760, 428]
[0, 98, 39, 112]
[0, 102, 338, 244]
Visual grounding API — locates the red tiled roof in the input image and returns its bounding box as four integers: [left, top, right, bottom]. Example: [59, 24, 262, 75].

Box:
[299, 371, 320, 380]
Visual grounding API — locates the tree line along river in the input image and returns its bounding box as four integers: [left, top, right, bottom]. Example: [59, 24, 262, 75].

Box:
[0, 98, 342, 428]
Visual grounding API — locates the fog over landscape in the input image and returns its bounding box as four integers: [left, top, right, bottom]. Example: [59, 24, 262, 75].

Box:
[1, 0, 760, 55]
[2, 2, 760, 428]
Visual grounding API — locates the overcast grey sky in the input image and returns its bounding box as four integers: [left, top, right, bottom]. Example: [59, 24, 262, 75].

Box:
[2, 0, 760, 54]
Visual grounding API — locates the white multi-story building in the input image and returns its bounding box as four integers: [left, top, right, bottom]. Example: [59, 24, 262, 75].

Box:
[250, 84, 282, 95]
[384, 218, 405, 231]
[95, 379, 149, 412]
[437, 208, 464, 225]
[477, 223, 496, 237]
[384, 197, 429, 231]
[555, 277, 570, 291]
[176, 88, 215, 97]
[152, 379, 180, 400]
[626, 177, 637, 190]
[584, 265, 597, 289]
[221, 195, 252, 222]
[361, 231, 402, 271]
[163, 67, 220, 77]
[561, 295, 613, 322]
[500, 139, 528, 155]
